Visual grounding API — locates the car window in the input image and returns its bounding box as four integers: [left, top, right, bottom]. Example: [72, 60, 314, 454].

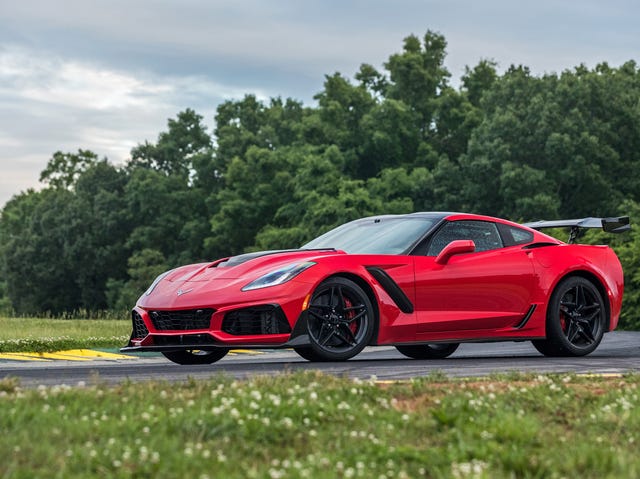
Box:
[302, 217, 438, 254]
[426, 220, 503, 256]
[498, 224, 534, 246]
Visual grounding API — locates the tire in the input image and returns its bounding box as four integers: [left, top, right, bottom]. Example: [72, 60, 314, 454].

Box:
[395, 343, 459, 359]
[293, 346, 326, 362]
[532, 276, 606, 357]
[303, 277, 375, 361]
[162, 349, 229, 365]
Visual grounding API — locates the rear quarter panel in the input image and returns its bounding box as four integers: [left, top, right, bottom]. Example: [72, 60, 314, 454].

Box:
[527, 244, 624, 330]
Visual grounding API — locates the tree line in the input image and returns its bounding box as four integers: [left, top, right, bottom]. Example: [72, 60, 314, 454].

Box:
[1, 31, 639, 328]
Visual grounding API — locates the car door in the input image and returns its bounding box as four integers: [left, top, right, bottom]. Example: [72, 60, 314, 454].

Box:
[413, 220, 537, 335]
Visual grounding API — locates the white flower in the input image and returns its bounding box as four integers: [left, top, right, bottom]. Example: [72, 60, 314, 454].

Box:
[250, 390, 262, 401]
[281, 417, 294, 428]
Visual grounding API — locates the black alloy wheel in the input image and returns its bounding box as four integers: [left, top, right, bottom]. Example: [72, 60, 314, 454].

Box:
[532, 276, 606, 357]
[395, 343, 460, 359]
[296, 277, 374, 361]
[162, 348, 229, 365]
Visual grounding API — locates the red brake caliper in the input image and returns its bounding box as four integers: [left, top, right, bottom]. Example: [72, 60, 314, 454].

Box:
[559, 299, 569, 333]
[344, 297, 358, 334]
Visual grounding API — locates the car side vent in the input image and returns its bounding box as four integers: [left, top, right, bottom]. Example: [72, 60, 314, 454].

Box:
[366, 267, 414, 313]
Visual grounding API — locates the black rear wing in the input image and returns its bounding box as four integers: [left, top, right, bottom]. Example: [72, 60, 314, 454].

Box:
[523, 216, 630, 243]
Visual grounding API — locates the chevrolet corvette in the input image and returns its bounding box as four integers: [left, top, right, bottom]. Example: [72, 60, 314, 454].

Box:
[121, 213, 628, 364]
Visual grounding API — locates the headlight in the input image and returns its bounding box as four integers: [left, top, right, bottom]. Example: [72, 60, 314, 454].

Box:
[145, 269, 175, 296]
[242, 262, 316, 291]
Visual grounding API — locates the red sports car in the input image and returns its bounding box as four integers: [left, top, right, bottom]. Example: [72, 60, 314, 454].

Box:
[121, 213, 628, 364]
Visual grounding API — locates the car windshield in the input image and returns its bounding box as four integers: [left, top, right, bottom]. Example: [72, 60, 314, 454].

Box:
[302, 217, 439, 254]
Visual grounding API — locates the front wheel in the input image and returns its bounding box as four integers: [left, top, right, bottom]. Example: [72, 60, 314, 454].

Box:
[303, 277, 375, 361]
[532, 277, 606, 357]
[395, 343, 459, 359]
[162, 349, 229, 365]
[293, 346, 326, 362]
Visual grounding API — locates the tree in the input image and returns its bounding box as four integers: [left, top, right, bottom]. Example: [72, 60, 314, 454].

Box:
[205, 145, 297, 257]
[358, 99, 420, 177]
[385, 31, 450, 137]
[127, 110, 218, 264]
[0, 158, 133, 313]
[71, 161, 132, 308]
[129, 108, 212, 179]
[461, 62, 640, 219]
[106, 249, 168, 311]
[0, 189, 82, 313]
[39, 150, 99, 189]
[314, 73, 375, 154]
[461, 59, 498, 107]
[124, 168, 207, 265]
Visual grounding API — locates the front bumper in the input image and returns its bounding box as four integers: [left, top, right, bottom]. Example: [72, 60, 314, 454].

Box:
[120, 333, 310, 353]
[120, 306, 312, 353]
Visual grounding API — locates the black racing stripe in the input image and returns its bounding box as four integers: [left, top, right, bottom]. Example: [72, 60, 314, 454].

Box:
[215, 248, 335, 268]
[366, 267, 414, 314]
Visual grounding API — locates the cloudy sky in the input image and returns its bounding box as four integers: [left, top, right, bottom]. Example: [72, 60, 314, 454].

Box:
[1, 0, 638, 207]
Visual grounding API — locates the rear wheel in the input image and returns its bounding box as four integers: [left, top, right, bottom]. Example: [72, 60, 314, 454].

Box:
[395, 343, 459, 359]
[162, 349, 229, 365]
[532, 277, 606, 357]
[301, 277, 375, 361]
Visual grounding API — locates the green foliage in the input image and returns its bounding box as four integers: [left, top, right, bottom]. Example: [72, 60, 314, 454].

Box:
[358, 99, 421, 177]
[0, 188, 85, 314]
[0, 161, 130, 314]
[463, 61, 640, 218]
[106, 249, 168, 311]
[461, 59, 498, 106]
[385, 31, 450, 133]
[129, 108, 212, 178]
[0, 280, 11, 314]
[39, 149, 100, 189]
[0, 31, 639, 327]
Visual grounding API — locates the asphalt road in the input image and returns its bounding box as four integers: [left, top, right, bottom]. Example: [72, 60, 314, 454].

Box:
[2, 331, 639, 387]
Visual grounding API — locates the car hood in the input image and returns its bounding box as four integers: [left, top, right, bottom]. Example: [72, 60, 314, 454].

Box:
[165, 248, 342, 283]
[137, 248, 344, 309]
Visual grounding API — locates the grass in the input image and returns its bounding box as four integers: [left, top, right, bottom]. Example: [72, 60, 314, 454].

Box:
[0, 316, 130, 352]
[1, 371, 639, 478]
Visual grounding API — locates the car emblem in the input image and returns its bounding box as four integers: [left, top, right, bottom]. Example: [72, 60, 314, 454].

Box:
[176, 288, 193, 297]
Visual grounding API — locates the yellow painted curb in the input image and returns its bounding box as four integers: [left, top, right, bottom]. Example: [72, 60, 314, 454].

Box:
[0, 348, 267, 362]
[229, 349, 263, 355]
[0, 349, 136, 362]
[21, 352, 94, 361]
[57, 349, 135, 360]
[0, 352, 51, 362]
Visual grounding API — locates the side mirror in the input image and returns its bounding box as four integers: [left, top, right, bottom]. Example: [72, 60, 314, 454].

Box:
[435, 240, 475, 265]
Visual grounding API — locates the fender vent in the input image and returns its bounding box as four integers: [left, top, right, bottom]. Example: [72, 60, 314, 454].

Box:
[366, 267, 414, 313]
